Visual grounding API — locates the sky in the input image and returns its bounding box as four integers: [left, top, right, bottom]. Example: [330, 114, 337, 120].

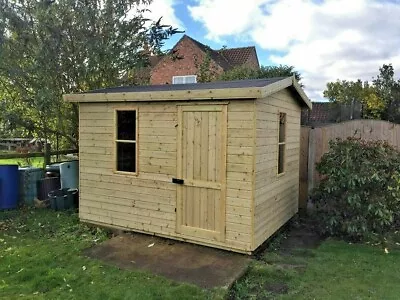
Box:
[144, 0, 400, 101]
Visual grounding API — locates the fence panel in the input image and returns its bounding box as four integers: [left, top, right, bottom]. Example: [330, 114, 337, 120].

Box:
[299, 127, 310, 209]
[301, 120, 400, 204]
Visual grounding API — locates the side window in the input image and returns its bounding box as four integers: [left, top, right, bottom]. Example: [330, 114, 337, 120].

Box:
[278, 112, 286, 174]
[115, 110, 137, 173]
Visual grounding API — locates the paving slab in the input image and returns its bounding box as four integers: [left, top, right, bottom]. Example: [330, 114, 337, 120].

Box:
[83, 233, 251, 289]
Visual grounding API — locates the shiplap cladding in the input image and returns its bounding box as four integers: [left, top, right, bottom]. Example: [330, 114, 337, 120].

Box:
[253, 89, 301, 248]
[73, 79, 308, 254]
[79, 100, 255, 252]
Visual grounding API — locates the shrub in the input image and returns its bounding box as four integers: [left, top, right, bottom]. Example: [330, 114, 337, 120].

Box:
[312, 138, 400, 241]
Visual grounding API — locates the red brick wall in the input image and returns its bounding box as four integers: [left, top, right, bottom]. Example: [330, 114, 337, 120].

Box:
[150, 37, 224, 85]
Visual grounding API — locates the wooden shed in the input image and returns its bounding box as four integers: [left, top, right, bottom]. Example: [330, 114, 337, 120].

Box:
[64, 77, 311, 254]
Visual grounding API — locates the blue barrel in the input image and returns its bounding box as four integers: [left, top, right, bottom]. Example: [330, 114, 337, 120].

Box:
[60, 160, 79, 189]
[19, 167, 44, 206]
[0, 165, 19, 210]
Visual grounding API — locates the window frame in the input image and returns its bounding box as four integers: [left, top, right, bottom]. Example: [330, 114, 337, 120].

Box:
[172, 75, 197, 84]
[277, 112, 287, 176]
[114, 108, 138, 175]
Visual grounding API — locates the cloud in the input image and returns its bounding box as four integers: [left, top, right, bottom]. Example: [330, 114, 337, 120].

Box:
[144, 0, 184, 29]
[188, 0, 265, 41]
[188, 0, 400, 100]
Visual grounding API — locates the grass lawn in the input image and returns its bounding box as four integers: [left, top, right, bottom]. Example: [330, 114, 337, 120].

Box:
[230, 237, 400, 299]
[1, 209, 399, 299]
[0, 155, 76, 168]
[0, 157, 44, 168]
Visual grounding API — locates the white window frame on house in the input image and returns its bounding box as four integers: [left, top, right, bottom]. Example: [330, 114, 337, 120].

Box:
[172, 75, 197, 84]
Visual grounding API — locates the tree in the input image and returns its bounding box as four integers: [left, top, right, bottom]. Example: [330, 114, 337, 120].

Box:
[259, 65, 302, 84]
[323, 64, 400, 122]
[373, 64, 400, 123]
[194, 51, 219, 83]
[323, 80, 384, 119]
[218, 64, 303, 86]
[0, 0, 180, 163]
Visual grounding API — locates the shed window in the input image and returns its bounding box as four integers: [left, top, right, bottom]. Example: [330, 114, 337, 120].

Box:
[172, 75, 197, 84]
[278, 112, 286, 174]
[116, 110, 137, 173]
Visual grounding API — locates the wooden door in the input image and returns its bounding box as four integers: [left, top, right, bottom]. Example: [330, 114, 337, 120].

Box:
[176, 105, 227, 241]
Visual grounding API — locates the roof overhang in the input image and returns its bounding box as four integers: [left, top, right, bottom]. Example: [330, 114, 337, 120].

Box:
[260, 77, 312, 109]
[63, 77, 312, 110]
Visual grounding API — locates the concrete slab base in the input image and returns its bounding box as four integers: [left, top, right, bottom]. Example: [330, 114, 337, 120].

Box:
[83, 233, 251, 289]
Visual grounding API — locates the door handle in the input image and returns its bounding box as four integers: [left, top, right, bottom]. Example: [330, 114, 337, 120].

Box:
[172, 178, 184, 184]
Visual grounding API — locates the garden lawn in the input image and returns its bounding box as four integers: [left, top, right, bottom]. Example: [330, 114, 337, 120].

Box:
[230, 229, 400, 300]
[1, 209, 399, 300]
[0, 209, 223, 300]
[0, 157, 44, 168]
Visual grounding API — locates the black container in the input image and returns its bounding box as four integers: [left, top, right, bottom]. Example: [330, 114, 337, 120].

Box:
[45, 163, 61, 176]
[37, 177, 61, 200]
[48, 188, 78, 211]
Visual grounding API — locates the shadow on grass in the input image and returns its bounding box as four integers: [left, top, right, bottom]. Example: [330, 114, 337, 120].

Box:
[228, 215, 323, 300]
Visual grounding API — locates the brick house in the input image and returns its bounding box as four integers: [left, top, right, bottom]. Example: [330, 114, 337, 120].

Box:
[150, 35, 260, 85]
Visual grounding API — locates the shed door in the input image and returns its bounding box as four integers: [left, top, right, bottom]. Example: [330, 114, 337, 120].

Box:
[176, 105, 227, 241]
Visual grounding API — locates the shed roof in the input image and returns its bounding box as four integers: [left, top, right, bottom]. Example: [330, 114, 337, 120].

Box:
[64, 77, 312, 109]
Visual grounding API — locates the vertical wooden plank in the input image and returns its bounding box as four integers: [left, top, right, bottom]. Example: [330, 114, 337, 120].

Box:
[176, 106, 183, 231]
[215, 113, 222, 182]
[299, 126, 310, 209]
[218, 105, 228, 240]
[207, 189, 215, 230]
[214, 111, 222, 235]
[208, 111, 216, 230]
[186, 112, 195, 227]
[193, 111, 201, 228]
[251, 100, 257, 249]
[208, 112, 217, 182]
[307, 127, 316, 194]
[182, 111, 188, 179]
[182, 111, 189, 227]
[200, 112, 209, 229]
[201, 112, 209, 180]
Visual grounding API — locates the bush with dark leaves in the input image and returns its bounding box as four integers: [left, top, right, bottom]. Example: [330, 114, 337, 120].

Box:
[312, 138, 400, 241]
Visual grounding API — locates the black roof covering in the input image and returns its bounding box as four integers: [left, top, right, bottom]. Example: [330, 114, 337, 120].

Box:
[85, 77, 287, 94]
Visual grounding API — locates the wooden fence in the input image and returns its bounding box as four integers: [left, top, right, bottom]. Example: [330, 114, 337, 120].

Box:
[0, 149, 78, 160]
[299, 120, 400, 208]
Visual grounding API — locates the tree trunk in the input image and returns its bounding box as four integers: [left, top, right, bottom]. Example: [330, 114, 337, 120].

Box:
[43, 119, 51, 166]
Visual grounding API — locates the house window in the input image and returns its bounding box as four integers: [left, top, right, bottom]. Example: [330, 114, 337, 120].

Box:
[278, 112, 286, 174]
[172, 75, 197, 84]
[115, 110, 137, 173]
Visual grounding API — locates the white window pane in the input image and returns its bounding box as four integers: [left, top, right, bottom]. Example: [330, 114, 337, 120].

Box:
[172, 75, 197, 84]
[184, 76, 197, 84]
[172, 76, 184, 84]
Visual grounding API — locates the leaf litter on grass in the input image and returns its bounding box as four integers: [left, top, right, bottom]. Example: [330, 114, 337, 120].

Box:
[0, 208, 224, 300]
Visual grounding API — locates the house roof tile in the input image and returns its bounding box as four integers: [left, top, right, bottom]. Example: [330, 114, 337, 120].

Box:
[219, 46, 258, 68]
[152, 35, 258, 71]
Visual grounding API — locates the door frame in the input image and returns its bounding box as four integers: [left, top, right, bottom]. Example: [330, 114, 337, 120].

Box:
[176, 104, 227, 242]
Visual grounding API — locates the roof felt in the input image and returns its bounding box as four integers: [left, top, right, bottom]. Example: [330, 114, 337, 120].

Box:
[85, 78, 287, 94]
